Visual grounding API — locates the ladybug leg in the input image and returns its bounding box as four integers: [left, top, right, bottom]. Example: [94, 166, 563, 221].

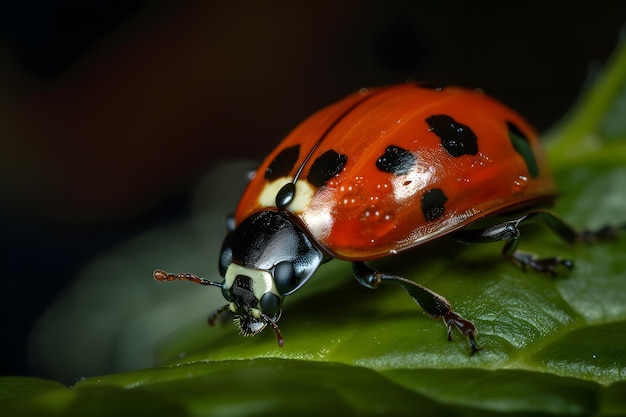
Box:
[452, 210, 622, 276]
[352, 261, 481, 354]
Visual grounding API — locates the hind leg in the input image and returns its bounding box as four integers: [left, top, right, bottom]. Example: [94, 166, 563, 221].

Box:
[451, 210, 620, 276]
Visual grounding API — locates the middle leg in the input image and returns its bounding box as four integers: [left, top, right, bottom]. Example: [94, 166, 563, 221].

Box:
[352, 261, 480, 354]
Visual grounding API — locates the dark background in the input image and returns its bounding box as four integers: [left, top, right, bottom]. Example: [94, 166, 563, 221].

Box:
[0, 1, 624, 379]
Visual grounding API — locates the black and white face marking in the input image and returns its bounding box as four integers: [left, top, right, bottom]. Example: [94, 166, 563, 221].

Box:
[221, 262, 283, 338]
[217, 210, 324, 344]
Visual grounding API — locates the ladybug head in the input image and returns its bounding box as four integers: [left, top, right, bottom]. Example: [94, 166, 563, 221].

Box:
[215, 210, 324, 346]
[216, 262, 284, 343]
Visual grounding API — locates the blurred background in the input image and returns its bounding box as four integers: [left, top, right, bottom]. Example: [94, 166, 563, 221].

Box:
[0, 1, 624, 383]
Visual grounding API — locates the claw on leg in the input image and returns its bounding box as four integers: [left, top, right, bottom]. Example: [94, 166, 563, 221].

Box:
[510, 252, 574, 276]
[443, 310, 481, 354]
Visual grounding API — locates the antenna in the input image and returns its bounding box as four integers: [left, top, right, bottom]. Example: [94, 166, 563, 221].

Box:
[153, 270, 222, 287]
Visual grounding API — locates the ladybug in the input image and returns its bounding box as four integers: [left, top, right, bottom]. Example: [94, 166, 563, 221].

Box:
[155, 83, 617, 354]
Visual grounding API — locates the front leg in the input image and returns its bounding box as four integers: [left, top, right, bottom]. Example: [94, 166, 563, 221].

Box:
[353, 261, 480, 354]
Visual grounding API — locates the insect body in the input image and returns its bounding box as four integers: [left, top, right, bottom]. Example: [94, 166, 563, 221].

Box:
[155, 83, 615, 353]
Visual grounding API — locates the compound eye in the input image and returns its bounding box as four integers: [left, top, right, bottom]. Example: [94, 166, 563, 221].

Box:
[260, 292, 281, 314]
[218, 246, 232, 277]
[273, 261, 297, 295]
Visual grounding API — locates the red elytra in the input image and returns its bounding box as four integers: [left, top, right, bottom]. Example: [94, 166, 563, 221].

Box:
[235, 83, 556, 260]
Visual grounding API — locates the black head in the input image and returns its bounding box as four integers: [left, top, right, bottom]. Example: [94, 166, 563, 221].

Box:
[215, 210, 324, 344]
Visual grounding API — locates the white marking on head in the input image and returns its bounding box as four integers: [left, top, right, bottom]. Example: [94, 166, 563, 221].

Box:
[224, 263, 280, 302]
[258, 176, 315, 213]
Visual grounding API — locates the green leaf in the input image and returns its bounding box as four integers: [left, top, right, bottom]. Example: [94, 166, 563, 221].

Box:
[5, 38, 626, 417]
[545, 33, 626, 166]
[0, 377, 66, 402]
[77, 359, 455, 416]
[0, 382, 186, 417]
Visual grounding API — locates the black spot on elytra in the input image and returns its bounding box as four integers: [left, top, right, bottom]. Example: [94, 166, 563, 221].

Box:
[421, 188, 448, 222]
[507, 121, 539, 178]
[426, 115, 478, 157]
[307, 149, 347, 188]
[265, 145, 300, 181]
[376, 145, 416, 175]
